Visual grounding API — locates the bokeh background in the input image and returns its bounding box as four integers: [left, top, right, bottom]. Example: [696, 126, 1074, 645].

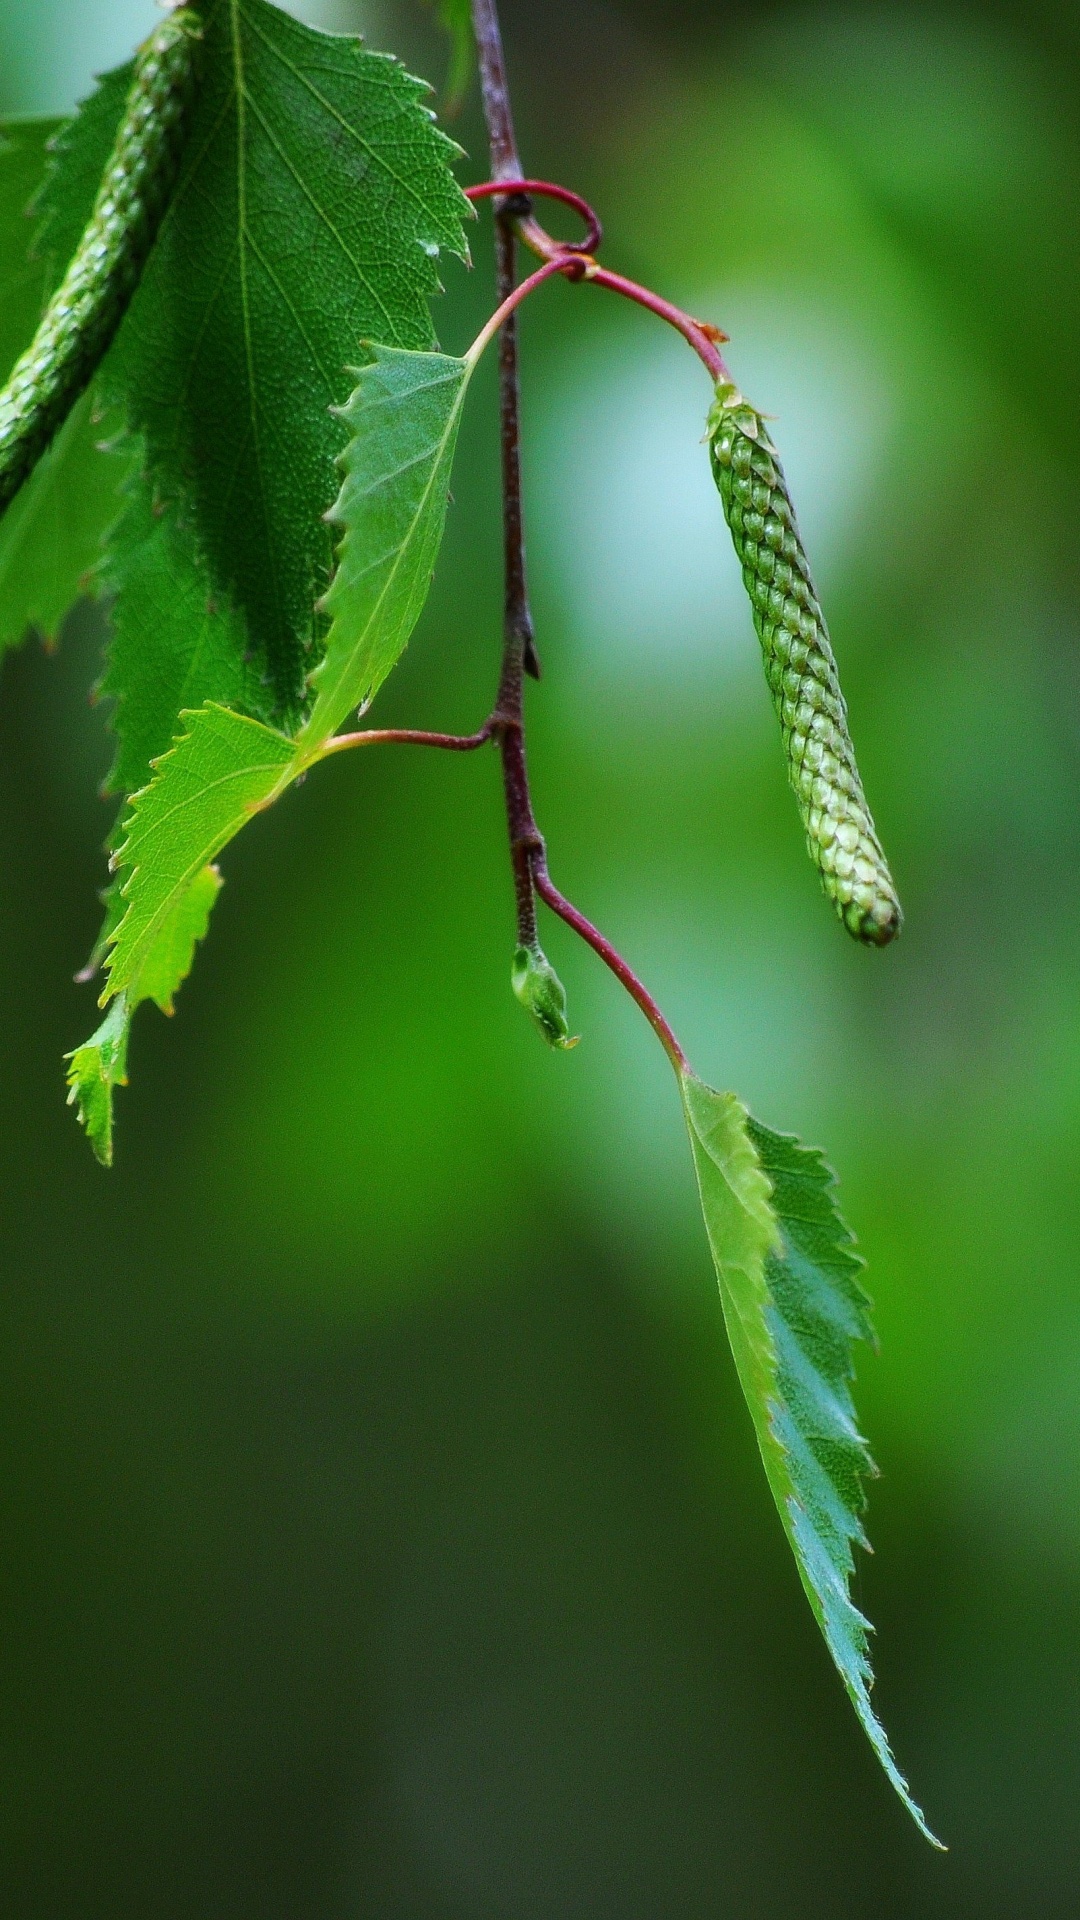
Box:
[2, 0, 1079, 1911]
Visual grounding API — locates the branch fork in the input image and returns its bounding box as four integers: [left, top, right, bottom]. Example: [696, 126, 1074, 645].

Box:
[330, 0, 710, 1073]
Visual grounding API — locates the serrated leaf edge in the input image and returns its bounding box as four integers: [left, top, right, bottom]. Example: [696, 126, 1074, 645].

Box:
[680, 1070, 942, 1846]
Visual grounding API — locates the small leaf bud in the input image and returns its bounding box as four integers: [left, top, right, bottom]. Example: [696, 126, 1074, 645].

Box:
[511, 944, 580, 1050]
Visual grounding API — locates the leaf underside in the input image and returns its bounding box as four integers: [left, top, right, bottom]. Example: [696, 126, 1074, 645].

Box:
[66, 994, 130, 1167]
[681, 1072, 940, 1845]
[106, 702, 295, 1003]
[302, 345, 472, 748]
[43, 2, 472, 1146]
[97, 0, 471, 718]
[69, 701, 294, 1157]
[67, 861, 222, 1162]
[97, 457, 274, 795]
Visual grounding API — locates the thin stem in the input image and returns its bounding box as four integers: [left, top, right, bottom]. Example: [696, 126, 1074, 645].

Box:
[465, 179, 603, 257]
[532, 859, 688, 1073]
[471, 0, 522, 180]
[469, 0, 689, 1071]
[471, 0, 544, 944]
[492, 216, 543, 945]
[466, 256, 570, 367]
[465, 175, 731, 384]
[588, 266, 731, 383]
[320, 724, 493, 759]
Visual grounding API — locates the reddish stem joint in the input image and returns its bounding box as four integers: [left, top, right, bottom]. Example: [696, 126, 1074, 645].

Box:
[464, 178, 604, 258]
[466, 177, 731, 382]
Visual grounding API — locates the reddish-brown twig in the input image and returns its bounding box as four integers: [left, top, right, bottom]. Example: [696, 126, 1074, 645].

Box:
[532, 858, 688, 1072]
[465, 176, 731, 383]
[464, 178, 603, 257]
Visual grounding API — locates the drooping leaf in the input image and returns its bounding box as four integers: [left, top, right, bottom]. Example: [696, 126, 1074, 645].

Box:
[75, 701, 293, 1158]
[97, 461, 273, 795]
[81, 344, 477, 1136]
[66, 992, 131, 1166]
[0, 118, 131, 653]
[299, 346, 472, 750]
[67, 860, 222, 1161]
[98, 0, 471, 718]
[105, 702, 296, 1002]
[134, 860, 223, 1015]
[425, 0, 475, 114]
[680, 1071, 940, 1844]
[76, 866, 127, 989]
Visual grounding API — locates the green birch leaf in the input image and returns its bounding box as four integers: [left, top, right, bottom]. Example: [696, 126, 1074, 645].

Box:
[105, 702, 295, 1002]
[67, 861, 222, 1162]
[73, 701, 294, 1158]
[299, 346, 472, 749]
[681, 1071, 940, 1845]
[97, 461, 274, 795]
[77, 867, 127, 989]
[0, 118, 131, 653]
[100, 0, 471, 719]
[66, 993, 130, 1167]
[134, 860, 223, 1014]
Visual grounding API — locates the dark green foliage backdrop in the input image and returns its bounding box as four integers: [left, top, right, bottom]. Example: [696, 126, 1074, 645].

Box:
[1, 0, 1079, 1912]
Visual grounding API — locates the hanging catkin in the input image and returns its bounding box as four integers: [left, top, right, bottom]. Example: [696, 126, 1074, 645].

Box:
[708, 380, 901, 946]
[0, 9, 201, 519]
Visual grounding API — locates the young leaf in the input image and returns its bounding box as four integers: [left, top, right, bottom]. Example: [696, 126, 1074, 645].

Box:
[67, 862, 222, 1163]
[97, 461, 274, 795]
[74, 702, 293, 1159]
[66, 993, 131, 1167]
[299, 348, 472, 750]
[105, 702, 296, 1002]
[134, 861, 223, 1015]
[100, 0, 471, 717]
[680, 1071, 940, 1844]
[0, 121, 131, 653]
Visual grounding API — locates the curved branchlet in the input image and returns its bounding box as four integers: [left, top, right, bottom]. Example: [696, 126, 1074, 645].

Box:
[0, 8, 201, 519]
[708, 380, 901, 947]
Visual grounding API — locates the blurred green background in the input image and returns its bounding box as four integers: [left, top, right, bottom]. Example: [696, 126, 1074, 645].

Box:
[2, 0, 1079, 1910]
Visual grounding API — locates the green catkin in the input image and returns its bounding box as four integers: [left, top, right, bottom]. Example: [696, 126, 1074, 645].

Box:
[0, 9, 201, 520]
[708, 380, 902, 947]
